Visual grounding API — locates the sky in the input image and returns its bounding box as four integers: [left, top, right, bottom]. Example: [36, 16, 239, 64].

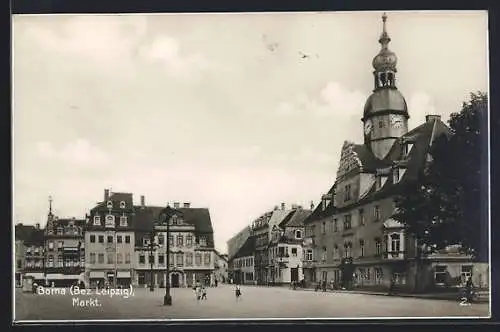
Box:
[12, 11, 488, 253]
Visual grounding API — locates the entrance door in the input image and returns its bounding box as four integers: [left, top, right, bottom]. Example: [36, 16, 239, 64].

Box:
[291, 268, 299, 282]
[171, 273, 180, 288]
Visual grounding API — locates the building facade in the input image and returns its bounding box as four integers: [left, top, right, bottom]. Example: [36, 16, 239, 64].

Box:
[19, 224, 46, 285]
[302, 14, 488, 293]
[251, 211, 272, 285]
[213, 251, 229, 284]
[134, 202, 217, 288]
[232, 236, 256, 285]
[84, 189, 135, 288]
[227, 225, 252, 282]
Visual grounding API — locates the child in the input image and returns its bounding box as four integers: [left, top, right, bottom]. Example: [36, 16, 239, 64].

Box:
[235, 284, 242, 300]
[201, 286, 207, 300]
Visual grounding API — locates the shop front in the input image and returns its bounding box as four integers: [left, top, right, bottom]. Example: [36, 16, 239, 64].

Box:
[89, 271, 105, 288]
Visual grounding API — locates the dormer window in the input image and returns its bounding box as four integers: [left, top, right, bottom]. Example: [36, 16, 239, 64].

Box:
[105, 215, 115, 228]
[107, 200, 113, 209]
[403, 143, 414, 158]
[93, 216, 101, 226]
[57, 227, 63, 235]
[120, 216, 128, 227]
[393, 168, 401, 183]
[199, 236, 207, 246]
[295, 230, 302, 239]
[171, 215, 178, 225]
[120, 201, 126, 209]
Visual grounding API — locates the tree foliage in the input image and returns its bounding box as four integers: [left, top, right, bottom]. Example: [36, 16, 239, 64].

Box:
[393, 92, 487, 260]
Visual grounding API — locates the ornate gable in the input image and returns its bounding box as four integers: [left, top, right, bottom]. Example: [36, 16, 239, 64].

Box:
[336, 141, 363, 180]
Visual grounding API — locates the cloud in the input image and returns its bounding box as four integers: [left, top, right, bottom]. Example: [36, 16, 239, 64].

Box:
[36, 139, 111, 168]
[408, 91, 442, 127]
[138, 36, 228, 81]
[274, 81, 365, 118]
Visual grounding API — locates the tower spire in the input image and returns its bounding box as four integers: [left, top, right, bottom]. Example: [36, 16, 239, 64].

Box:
[379, 12, 391, 49]
[48, 195, 53, 216]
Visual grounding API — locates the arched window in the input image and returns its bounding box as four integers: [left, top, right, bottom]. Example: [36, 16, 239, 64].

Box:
[120, 201, 126, 209]
[295, 230, 302, 239]
[107, 200, 113, 209]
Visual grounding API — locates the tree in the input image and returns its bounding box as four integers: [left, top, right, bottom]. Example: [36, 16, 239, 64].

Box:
[393, 92, 488, 261]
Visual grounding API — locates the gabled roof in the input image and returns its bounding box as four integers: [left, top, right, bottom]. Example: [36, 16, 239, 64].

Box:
[50, 218, 85, 228]
[267, 209, 294, 233]
[232, 236, 256, 259]
[304, 117, 451, 222]
[91, 192, 134, 212]
[280, 208, 312, 228]
[15, 224, 36, 241]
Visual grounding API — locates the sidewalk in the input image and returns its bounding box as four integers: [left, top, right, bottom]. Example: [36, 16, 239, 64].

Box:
[297, 287, 490, 303]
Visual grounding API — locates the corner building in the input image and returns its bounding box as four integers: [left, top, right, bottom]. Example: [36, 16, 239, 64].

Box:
[302, 14, 480, 293]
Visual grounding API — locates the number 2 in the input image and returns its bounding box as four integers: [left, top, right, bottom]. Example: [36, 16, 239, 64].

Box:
[459, 297, 470, 306]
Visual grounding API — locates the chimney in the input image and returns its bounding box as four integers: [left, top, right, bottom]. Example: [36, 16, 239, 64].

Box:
[104, 189, 110, 201]
[174, 202, 180, 209]
[281, 202, 285, 210]
[183, 202, 191, 208]
[310, 201, 315, 210]
[140, 195, 145, 208]
[35, 223, 40, 230]
[425, 114, 441, 123]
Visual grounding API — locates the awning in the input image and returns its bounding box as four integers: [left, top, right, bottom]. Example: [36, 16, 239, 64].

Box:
[25, 272, 44, 279]
[117, 271, 131, 278]
[89, 271, 105, 278]
[46, 274, 80, 280]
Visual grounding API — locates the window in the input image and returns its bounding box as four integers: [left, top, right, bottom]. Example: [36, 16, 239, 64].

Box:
[149, 255, 155, 265]
[186, 235, 193, 247]
[90, 235, 96, 243]
[359, 209, 365, 226]
[57, 227, 63, 235]
[344, 242, 352, 258]
[107, 235, 113, 244]
[404, 143, 414, 158]
[117, 253, 123, 264]
[333, 219, 338, 232]
[321, 222, 326, 234]
[139, 255, 145, 264]
[105, 215, 115, 227]
[125, 253, 131, 264]
[374, 205, 380, 221]
[94, 216, 101, 225]
[376, 176, 382, 190]
[344, 214, 352, 230]
[375, 238, 382, 256]
[169, 253, 174, 267]
[90, 253, 96, 264]
[333, 245, 339, 259]
[177, 235, 184, 247]
[176, 253, 184, 267]
[434, 266, 447, 285]
[143, 238, 150, 247]
[107, 253, 114, 264]
[291, 247, 297, 256]
[119, 216, 128, 227]
[168, 235, 174, 246]
[17, 259, 22, 269]
[120, 201, 126, 209]
[195, 253, 202, 266]
[58, 241, 64, 248]
[295, 230, 302, 239]
[117, 235, 122, 243]
[322, 247, 327, 261]
[199, 236, 207, 246]
[125, 235, 130, 243]
[379, 120, 384, 128]
[48, 241, 54, 249]
[171, 215, 178, 225]
[344, 184, 351, 202]
[306, 249, 313, 261]
[107, 200, 113, 208]
[392, 168, 400, 183]
[156, 254, 163, 265]
[375, 268, 383, 284]
[359, 239, 365, 257]
[461, 265, 473, 283]
[390, 233, 401, 254]
[158, 235, 164, 245]
[98, 253, 104, 264]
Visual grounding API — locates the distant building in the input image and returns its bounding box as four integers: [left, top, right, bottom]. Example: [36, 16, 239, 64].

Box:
[227, 225, 252, 282]
[231, 236, 256, 285]
[84, 189, 135, 288]
[252, 211, 273, 285]
[18, 223, 45, 285]
[268, 206, 311, 285]
[134, 201, 217, 288]
[213, 251, 229, 284]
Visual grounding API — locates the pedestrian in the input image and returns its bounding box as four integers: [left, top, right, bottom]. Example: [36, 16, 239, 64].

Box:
[201, 285, 207, 300]
[215, 279, 218, 287]
[195, 280, 202, 301]
[464, 276, 474, 304]
[235, 284, 242, 300]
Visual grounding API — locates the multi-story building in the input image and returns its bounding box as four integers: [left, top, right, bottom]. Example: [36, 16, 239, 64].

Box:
[302, 13, 488, 293]
[251, 211, 272, 285]
[227, 225, 252, 282]
[43, 198, 85, 287]
[84, 189, 135, 288]
[268, 206, 311, 285]
[213, 250, 229, 284]
[20, 223, 46, 285]
[15, 223, 39, 287]
[134, 201, 217, 288]
[231, 236, 256, 285]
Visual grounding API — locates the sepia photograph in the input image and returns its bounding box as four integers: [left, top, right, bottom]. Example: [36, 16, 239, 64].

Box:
[12, 10, 490, 322]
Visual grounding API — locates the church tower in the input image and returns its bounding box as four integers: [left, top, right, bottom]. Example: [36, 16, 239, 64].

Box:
[362, 13, 409, 160]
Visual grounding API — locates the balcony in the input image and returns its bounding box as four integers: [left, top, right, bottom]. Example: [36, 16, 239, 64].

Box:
[383, 251, 406, 260]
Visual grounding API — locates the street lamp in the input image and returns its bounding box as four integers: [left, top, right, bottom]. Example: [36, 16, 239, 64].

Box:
[159, 206, 173, 305]
[148, 229, 160, 292]
[42, 247, 47, 287]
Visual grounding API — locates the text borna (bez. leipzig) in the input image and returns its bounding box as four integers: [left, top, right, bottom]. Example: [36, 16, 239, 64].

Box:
[36, 285, 134, 299]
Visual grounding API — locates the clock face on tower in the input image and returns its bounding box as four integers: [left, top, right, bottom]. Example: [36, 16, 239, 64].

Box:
[390, 114, 404, 128]
[364, 119, 373, 135]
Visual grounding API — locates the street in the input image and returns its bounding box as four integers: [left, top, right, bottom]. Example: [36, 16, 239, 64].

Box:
[14, 284, 490, 321]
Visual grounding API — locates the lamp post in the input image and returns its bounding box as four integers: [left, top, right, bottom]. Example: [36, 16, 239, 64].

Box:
[159, 206, 172, 305]
[148, 229, 160, 292]
[42, 247, 47, 287]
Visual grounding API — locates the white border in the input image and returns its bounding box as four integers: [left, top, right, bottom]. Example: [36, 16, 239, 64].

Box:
[11, 10, 492, 323]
